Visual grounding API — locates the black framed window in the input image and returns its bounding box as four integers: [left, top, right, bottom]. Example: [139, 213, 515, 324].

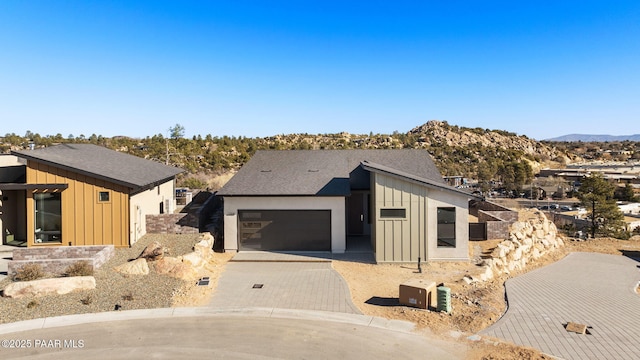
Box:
[98, 191, 110, 202]
[380, 208, 406, 218]
[34, 193, 62, 243]
[437, 207, 456, 247]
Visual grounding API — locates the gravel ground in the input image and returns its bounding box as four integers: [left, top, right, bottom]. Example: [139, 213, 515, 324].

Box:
[0, 234, 203, 325]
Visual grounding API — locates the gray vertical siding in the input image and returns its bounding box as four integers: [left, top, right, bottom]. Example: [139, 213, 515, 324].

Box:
[373, 173, 428, 262]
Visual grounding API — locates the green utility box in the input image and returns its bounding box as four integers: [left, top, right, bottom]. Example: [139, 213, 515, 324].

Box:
[437, 286, 451, 314]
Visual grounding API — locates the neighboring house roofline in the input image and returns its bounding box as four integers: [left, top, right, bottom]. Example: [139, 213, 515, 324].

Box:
[360, 160, 484, 200]
[12, 144, 183, 191]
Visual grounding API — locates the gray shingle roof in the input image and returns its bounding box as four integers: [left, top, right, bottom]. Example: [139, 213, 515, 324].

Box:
[361, 160, 482, 199]
[217, 149, 446, 196]
[12, 144, 183, 190]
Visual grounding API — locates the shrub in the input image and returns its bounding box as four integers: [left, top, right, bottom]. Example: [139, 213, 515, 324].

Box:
[27, 300, 39, 309]
[80, 293, 94, 305]
[13, 264, 44, 281]
[64, 261, 94, 277]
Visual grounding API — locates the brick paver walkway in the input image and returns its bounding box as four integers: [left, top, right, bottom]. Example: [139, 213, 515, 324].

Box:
[209, 261, 361, 314]
[481, 252, 640, 360]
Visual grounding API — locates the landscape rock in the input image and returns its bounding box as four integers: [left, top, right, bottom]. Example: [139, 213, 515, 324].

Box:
[114, 258, 149, 275]
[180, 252, 204, 269]
[154, 257, 198, 281]
[193, 240, 214, 259]
[137, 241, 168, 261]
[3, 276, 96, 299]
[479, 266, 493, 281]
[198, 232, 215, 248]
[469, 209, 565, 283]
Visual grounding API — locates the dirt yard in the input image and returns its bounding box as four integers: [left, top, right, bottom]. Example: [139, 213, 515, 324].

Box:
[332, 236, 640, 360]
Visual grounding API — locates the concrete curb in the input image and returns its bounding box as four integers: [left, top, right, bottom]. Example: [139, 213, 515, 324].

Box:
[0, 307, 416, 335]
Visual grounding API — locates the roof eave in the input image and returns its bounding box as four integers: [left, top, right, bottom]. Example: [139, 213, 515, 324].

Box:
[13, 151, 183, 190]
[361, 161, 484, 201]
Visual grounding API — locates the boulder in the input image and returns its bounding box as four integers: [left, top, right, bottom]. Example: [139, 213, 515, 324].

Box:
[512, 247, 523, 261]
[511, 222, 525, 234]
[137, 241, 168, 261]
[532, 247, 541, 259]
[180, 252, 205, 269]
[198, 232, 215, 248]
[114, 258, 149, 275]
[3, 276, 96, 299]
[154, 257, 198, 281]
[479, 266, 493, 281]
[492, 244, 509, 258]
[193, 240, 214, 259]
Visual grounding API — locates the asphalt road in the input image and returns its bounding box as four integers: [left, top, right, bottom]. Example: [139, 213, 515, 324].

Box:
[0, 314, 465, 359]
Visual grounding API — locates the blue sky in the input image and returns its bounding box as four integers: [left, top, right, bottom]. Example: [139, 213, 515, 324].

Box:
[1, 1, 638, 140]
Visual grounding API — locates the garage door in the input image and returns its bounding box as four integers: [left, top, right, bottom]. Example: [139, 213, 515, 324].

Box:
[238, 210, 331, 251]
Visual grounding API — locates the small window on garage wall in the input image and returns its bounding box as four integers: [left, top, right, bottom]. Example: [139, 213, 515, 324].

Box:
[97, 191, 110, 203]
[380, 208, 406, 219]
[437, 207, 456, 247]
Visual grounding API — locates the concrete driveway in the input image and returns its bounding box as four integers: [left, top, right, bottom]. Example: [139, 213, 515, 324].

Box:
[209, 255, 361, 314]
[481, 252, 640, 360]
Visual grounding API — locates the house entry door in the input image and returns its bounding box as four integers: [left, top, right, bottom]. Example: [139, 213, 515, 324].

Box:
[347, 192, 365, 235]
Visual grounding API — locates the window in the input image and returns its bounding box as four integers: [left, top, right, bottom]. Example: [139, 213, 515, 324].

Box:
[34, 193, 62, 243]
[98, 191, 110, 202]
[380, 208, 406, 218]
[437, 207, 456, 247]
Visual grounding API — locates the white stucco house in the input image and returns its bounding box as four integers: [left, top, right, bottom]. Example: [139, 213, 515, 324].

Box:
[217, 150, 481, 262]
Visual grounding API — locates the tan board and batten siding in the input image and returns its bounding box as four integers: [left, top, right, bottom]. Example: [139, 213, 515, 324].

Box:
[372, 172, 427, 263]
[372, 172, 470, 263]
[26, 160, 129, 247]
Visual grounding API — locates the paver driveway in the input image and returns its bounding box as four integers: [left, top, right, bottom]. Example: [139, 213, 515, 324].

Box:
[209, 261, 361, 314]
[481, 252, 640, 360]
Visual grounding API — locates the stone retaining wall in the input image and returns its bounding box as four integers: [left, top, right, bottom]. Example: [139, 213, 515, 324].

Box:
[470, 201, 519, 240]
[471, 210, 564, 282]
[8, 245, 114, 277]
[146, 213, 199, 234]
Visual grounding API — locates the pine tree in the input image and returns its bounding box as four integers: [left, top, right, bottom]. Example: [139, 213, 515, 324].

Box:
[577, 173, 627, 239]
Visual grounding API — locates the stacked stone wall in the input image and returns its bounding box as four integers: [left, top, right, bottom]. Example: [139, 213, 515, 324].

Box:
[8, 245, 114, 277]
[146, 213, 199, 234]
[472, 210, 564, 282]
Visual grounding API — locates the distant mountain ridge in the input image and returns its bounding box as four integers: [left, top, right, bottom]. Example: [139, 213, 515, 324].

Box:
[546, 134, 640, 142]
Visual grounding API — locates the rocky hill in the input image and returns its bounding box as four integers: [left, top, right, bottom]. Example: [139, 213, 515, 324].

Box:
[409, 121, 558, 159]
[1, 121, 576, 189]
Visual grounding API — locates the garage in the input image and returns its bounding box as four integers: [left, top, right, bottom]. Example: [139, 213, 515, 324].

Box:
[238, 210, 331, 251]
